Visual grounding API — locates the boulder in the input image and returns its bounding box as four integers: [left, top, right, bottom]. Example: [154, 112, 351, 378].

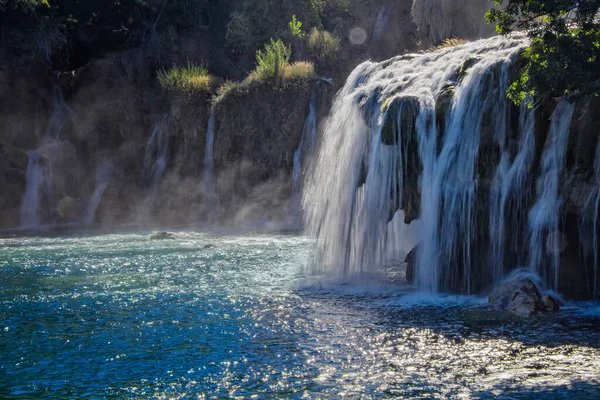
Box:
[150, 231, 175, 240]
[489, 277, 561, 316]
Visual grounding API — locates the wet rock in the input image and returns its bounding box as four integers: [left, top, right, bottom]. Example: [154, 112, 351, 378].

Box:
[404, 245, 419, 283]
[150, 231, 175, 240]
[541, 294, 561, 312]
[489, 278, 561, 316]
[489, 278, 541, 316]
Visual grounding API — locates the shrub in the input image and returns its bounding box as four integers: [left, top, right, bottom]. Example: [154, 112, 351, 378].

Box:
[307, 28, 341, 65]
[289, 15, 306, 38]
[254, 38, 292, 81]
[157, 62, 215, 98]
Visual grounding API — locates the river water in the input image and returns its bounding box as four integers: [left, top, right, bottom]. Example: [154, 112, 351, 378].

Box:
[1, 232, 599, 398]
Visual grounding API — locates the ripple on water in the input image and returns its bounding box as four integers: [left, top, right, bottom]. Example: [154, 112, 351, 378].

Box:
[0, 232, 599, 398]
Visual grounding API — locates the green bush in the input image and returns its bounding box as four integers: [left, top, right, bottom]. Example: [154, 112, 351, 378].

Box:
[254, 38, 292, 81]
[307, 28, 341, 65]
[157, 62, 215, 98]
[289, 15, 306, 38]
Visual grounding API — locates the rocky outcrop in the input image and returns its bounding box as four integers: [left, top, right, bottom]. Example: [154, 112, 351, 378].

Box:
[489, 277, 561, 316]
[211, 79, 332, 224]
[150, 231, 175, 240]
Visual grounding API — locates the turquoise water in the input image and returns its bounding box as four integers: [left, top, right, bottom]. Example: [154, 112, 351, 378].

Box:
[1, 232, 600, 398]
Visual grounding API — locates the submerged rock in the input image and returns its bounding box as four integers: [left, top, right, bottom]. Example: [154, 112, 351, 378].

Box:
[489, 277, 561, 316]
[150, 231, 175, 240]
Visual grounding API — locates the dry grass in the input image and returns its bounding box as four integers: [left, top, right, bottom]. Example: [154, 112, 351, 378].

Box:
[157, 62, 216, 97]
[282, 61, 315, 80]
[307, 28, 341, 64]
[421, 38, 467, 53]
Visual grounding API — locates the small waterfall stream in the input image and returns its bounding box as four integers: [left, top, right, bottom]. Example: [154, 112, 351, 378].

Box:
[203, 110, 217, 207]
[143, 114, 171, 186]
[20, 85, 72, 228]
[138, 114, 171, 222]
[20, 150, 44, 228]
[80, 160, 114, 225]
[372, 4, 393, 42]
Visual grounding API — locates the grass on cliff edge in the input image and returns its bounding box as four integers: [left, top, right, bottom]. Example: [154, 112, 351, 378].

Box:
[215, 61, 315, 104]
[157, 62, 218, 98]
[215, 62, 315, 102]
[214, 39, 315, 105]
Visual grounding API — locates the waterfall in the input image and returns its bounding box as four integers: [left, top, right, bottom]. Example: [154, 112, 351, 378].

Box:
[203, 110, 217, 203]
[372, 4, 392, 42]
[80, 160, 113, 225]
[138, 114, 171, 222]
[304, 34, 531, 290]
[528, 101, 574, 291]
[20, 150, 44, 228]
[45, 84, 73, 139]
[143, 114, 171, 186]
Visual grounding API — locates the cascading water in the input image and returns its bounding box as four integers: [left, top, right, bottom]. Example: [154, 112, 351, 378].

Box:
[80, 160, 114, 225]
[528, 101, 574, 291]
[20, 150, 44, 228]
[488, 100, 536, 282]
[203, 110, 217, 206]
[304, 34, 545, 291]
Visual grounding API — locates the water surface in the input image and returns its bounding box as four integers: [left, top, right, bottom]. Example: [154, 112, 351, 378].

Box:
[1, 233, 599, 398]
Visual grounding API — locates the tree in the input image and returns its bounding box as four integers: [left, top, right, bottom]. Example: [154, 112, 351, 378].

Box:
[486, 0, 600, 103]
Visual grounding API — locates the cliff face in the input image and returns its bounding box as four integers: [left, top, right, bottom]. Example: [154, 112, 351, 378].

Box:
[0, 64, 53, 228]
[0, 52, 332, 231]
